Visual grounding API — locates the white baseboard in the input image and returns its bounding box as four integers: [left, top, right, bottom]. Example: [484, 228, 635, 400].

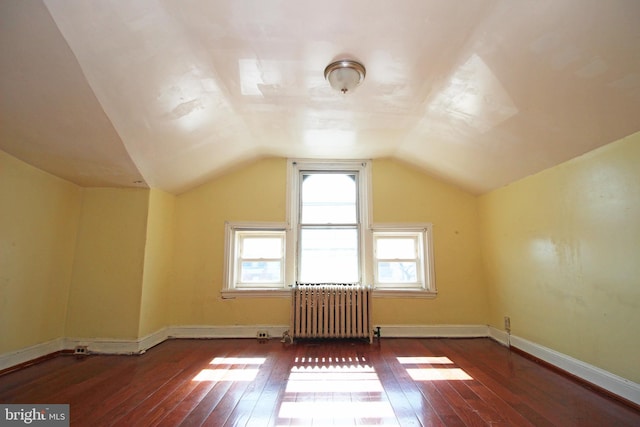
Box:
[64, 328, 170, 355]
[167, 324, 289, 340]
[3, 325, 638, 407]
[488, 326, 510, 346]
[0, 338, 65, 372]
[138, 328, 170, 352]
[510, 335, 640, 406]
[63, 337, 141, 355]
[375, 324, 489, 338]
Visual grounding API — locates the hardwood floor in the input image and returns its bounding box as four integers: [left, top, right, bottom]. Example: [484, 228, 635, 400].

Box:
[0, 338, 638, 426]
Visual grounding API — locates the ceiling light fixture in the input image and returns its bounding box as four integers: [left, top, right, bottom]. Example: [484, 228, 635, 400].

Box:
[324, 60, 366, 94]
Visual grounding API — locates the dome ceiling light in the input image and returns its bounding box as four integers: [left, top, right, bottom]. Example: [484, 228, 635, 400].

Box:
[324, 60, 366, 94]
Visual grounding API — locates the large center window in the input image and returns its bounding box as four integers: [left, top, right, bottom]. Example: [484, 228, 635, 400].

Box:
[291, 160, 369, 284]
[298, 172, 359, 283]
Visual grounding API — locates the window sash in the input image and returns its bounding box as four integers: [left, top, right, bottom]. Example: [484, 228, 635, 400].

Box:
[235, 231, 285, 287]
[375, 261, 419, 284]
[224, 223, 289, 291]
[298, 226, 360, 283]
[296, 168, 363, 283]
[300, 172, 358, 225]
[237, 232, 284, 258]
[372, 228, 431, 290]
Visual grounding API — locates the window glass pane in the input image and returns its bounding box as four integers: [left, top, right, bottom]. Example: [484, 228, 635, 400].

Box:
[241, 236, 282, 258]
[301, 173, 357, 224]
[299, 228, 358, 283]
[240, 261, 282, 283]
[377, 262, 417, 283]
[376, 237, 416, 259]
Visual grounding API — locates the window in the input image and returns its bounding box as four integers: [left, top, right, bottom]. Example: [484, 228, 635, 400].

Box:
[298, 172, 359, 282]
[222, 222, 290, 298]
[291, 161, 369, 284]
[235, 231, 285, 286]
[371, 225, 435, 295]
[222, 160, 436, 298]
[374, 233, 421, 285]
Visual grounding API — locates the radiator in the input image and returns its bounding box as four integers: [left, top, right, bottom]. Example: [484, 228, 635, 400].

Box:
[290, 283, 373, 343]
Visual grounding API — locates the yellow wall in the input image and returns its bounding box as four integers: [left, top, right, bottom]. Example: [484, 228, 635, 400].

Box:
[139, 188, 176, 337]
[0, 151, 81, 353]
[170, 158, 291, 325]
[65, 188, 149, 339]
[372, 159, 488, 324]
[169, 157, 488, 326]
[478, 132, 640, 382]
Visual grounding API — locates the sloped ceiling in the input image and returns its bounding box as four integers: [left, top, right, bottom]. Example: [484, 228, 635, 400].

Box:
[1, 0, 639, 194]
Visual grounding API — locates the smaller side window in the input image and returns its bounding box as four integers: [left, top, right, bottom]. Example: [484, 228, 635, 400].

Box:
[235, 231, 285, 287]
[223, 222, 289, 296]
[374, 233, 421, 286]
[371, 225, 435, 294]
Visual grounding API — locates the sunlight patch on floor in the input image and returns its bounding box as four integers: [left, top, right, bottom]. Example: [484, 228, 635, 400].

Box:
[406, 367, 473, 381]
[209, 357, 266, 365]
[192, 368, 259, 381]
[278, 353, 399, 425]
[396, 356, 453, 364]
[278, 401, 396, 419]
[396, 355, 473, 380]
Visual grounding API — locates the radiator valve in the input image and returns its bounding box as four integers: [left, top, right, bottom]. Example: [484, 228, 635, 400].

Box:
[281, 330, 292, 344]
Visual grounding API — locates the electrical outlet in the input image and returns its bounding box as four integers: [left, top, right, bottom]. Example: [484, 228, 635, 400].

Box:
[256, 331, 269, 340]
[504, 316, 511, 333]
[74, 345, 88, 355]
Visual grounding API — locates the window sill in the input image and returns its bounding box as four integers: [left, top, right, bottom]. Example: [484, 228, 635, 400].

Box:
[372, 289, 438, 298]
[221, 288, 291, 299]
[221, 288, 437, 299]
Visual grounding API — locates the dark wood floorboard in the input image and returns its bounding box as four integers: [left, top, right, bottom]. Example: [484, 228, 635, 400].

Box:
[1, 338, 638, 426]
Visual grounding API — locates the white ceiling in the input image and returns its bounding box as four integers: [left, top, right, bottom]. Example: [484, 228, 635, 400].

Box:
[1, 0, 639, 195]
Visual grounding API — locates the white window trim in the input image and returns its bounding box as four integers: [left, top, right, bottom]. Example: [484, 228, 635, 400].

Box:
[369, 223, 437, 298]
[221, 221, 292, 299]
[221, 161, 437, 299]
[289, 159, 372, 284]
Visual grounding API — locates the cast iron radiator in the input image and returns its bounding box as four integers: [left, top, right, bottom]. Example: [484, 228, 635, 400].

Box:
[289, 283, 373, 343]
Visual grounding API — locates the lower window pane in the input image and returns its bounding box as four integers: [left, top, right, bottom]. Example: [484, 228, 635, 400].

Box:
[377, 262, 417, 283]
[299, 228, 358, 283]
[240, 261, 281, 283]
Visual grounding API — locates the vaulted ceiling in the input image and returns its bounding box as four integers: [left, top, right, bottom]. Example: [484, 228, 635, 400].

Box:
[1, 0, 639, 194]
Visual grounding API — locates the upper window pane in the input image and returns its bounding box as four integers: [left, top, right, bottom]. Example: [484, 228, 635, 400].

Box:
[376, 237, 417, 259]
[301, 173, 357, 224]
[240, 236, 283, 258]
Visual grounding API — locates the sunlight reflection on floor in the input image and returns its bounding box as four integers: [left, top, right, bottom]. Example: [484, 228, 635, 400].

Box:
[276, 353, 400, 426]
[190, 349, 473, 424]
